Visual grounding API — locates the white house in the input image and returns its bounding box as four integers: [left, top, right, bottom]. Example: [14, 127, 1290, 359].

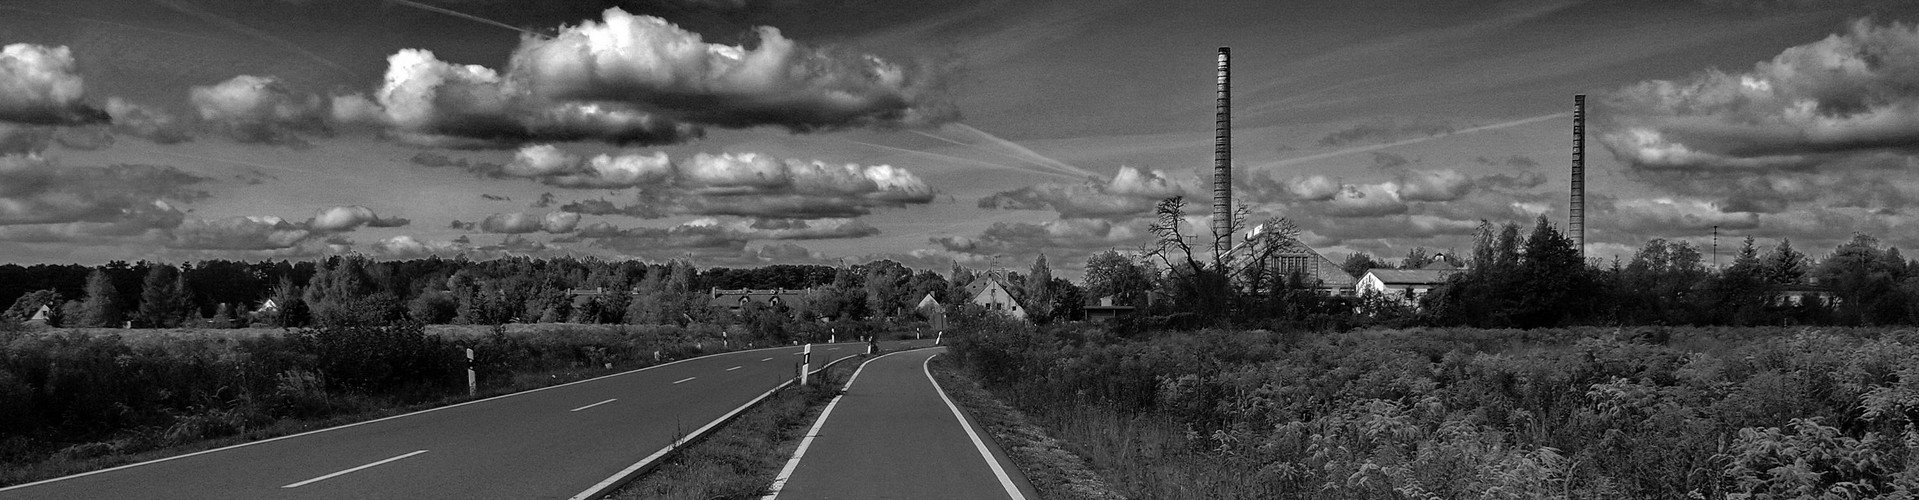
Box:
[965, 276, 1027, 320]
[1356, 265, 1461, 304]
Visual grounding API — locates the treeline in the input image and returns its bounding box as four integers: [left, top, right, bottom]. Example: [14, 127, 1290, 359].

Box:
[0, 256, 1084, 329]
[1121, 212, 1919, 330]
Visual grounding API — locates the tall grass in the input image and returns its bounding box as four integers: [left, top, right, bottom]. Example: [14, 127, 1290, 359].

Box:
[945, 321, 1919, 499]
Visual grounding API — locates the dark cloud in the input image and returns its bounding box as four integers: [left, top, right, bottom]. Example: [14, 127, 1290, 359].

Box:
[168, 215, 311, 250]
[532, 192, 556, 208]
[1370, 152, 1413, 171]
[105, 98, 194, 144]
[0, 124, 53, 155]
[930, 218, 1145, 256]
[449, 220, 476, 231]
[481, 193, 510, 201]
[0, 157, 208, 227]
[1316, 117, 1454, 147]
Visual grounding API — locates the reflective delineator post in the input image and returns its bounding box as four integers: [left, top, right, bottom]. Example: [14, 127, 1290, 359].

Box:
[464, 348, 476, 397]
[799, 343, 812, 386]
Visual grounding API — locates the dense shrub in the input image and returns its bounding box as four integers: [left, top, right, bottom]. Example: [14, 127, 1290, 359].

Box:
[948, 324, 1919, 498]
[0, 323, 742, 475]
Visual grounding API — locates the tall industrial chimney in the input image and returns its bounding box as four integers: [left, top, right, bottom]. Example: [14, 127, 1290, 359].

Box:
[1570, 94, 1586, 260]
[1213, 47, 1232, 261]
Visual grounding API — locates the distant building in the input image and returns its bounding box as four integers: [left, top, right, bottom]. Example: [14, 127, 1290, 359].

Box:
[708, 288, 811, 314]
[915, 293, 947, 330]
[1264, 240, 1359, 295]
[25, 305, 50, 325]
[1775, 285, 1834, 307]
[1357, 264, 1463, 305]
[965, 275, 1028, 320]
[1082, 295, 1136, 322]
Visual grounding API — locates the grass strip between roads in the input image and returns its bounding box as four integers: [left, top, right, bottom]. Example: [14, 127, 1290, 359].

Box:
[607, 352, 869, 500]
[927, 355, 1126, 500]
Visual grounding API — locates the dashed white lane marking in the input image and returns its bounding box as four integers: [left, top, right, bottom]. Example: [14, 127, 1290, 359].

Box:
[925, 353, 1029, 500]
[727, 366, 742, 371]
[569, 399, 616, 412]
[673, 377, 696, 384]
[281, 450, 428, 488]
[761, 357, 774, 362]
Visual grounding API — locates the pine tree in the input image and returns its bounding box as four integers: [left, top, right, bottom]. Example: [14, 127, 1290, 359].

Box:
[79, 269, 123, 327]
[137, 264, 187, 328]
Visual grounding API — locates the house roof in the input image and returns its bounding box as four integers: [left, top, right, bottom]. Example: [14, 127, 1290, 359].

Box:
[1364, 268, 1459, 285]
[1267, 241, 1358, 288]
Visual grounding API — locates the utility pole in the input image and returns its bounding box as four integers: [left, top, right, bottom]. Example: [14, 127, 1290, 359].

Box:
[1712, 225, 1719, 270]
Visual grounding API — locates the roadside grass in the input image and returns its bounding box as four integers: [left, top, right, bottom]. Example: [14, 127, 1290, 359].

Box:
[0, 323, 762, 488]
[927, 355, 1127, 500]
[608, 357, 860, 500]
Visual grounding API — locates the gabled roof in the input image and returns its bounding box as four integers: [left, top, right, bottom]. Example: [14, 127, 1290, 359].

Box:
[1267, 241, 1358, 288]
[1364, 268, 1459, 285]
[709, 288, 811, 308]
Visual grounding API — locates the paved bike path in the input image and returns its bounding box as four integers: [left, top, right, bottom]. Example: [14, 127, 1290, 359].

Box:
[767, 347, 1036, 500]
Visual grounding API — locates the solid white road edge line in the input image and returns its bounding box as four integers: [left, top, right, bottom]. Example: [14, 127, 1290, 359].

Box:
[759, 349, 917, 500]
[280, 450, 428, 488]
[761, 358, 773, 362]
[570, 399, 617, 412]
[727, 366, 742, 371]
[568, 352, 872, 500]
[924, 353, 1029, 500]
[672, 377, 696, 384]
[0, 343, 822, 493]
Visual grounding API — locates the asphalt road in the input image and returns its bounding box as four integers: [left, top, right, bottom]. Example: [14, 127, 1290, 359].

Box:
[767, 347, 1037, 500]
[0, 339, 937, 500]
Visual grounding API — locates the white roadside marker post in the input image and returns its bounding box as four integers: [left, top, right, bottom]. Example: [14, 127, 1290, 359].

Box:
[935, 331, 943, 345]
[464, 348, 476, 397]
[800, 344, 812, 386]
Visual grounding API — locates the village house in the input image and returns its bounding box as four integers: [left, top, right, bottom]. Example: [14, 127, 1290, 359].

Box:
[1356, 262, 1463, 305]
[707, 288, 810, 314]
[1082, 295, 1136, 322]
[964, 274, 1028, 320]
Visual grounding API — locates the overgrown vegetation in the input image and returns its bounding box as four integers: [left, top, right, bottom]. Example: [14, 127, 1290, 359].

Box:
[946, 318, 1919, 499]
[608, 356, 860, 500]
[0, 321, 739, 486]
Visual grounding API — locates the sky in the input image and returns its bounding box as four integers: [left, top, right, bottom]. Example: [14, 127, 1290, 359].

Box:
[4, 0, 1919, 277]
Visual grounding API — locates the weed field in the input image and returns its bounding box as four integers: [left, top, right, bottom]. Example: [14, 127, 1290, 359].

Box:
[946, 321, 1919, 499]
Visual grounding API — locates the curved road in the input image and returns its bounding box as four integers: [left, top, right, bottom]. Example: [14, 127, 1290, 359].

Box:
[766, 347, 1036, 500]
[0, 340, 934, 500]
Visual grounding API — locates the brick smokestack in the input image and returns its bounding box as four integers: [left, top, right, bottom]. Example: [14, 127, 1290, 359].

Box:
[1571, 94, 1586, 260]
[1213, 47, 1232, 261]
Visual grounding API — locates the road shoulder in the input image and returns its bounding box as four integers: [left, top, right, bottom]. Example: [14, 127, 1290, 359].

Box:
[925, 355, 1127, 500]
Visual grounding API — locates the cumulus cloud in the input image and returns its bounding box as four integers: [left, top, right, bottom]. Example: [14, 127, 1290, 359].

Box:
[564, 216, 878, 259]
[978, 166, 1191, 219]
[307, 205, 410, 232]
[478, 211, 580, 234]
[513, 8, 952, 130]
[1395, 169, 1473, 202]
[337, 9, 949, 148]
[530, 149, 934, 219]
[1603, 20, 1919, 171]
[0, 44, 107, 125]
[189, 75, 330, 146]
[106, 98, 193, 144]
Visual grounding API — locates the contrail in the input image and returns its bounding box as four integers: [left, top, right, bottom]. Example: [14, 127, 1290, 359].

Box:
[148, 0, 357, 77]
[1250, 112, 1569, 172]
[385, 0, 547, 38]
[843, 139, 1085, 181]
[0, 6, 230, 43]
[918, 124, 1105, 179]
